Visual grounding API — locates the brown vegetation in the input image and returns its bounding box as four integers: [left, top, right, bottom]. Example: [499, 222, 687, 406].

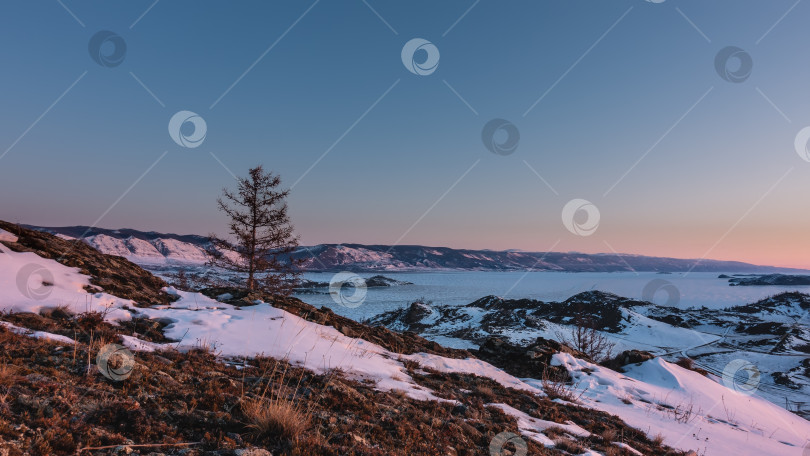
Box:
[0, 311, 692, 456]
[0, 221, 175, 307]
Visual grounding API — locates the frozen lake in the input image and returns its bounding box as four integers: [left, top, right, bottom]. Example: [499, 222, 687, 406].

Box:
[295, 271, 810, 321]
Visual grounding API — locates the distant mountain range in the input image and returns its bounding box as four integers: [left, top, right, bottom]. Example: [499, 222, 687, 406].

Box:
[26, 224, 806, 273]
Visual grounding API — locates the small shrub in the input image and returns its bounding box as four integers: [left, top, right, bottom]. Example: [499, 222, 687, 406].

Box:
[673, 357, 708, 376]
[541, 367, 584, 403]
[674, 357, 694, 370]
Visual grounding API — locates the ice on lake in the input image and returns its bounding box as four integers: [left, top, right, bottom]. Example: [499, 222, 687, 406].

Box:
[295, 271, 810, 321]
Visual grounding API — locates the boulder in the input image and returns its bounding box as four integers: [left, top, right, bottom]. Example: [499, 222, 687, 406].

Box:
[475, 336, 585, 379]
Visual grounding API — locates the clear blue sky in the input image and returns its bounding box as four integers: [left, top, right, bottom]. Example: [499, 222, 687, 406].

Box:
[1, 1, 810, 267]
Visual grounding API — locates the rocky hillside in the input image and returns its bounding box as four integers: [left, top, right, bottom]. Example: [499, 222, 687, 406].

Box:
[1, 221, 174, 307]
[371, 290, 810, 422]
[369, 291, 651, 346]
[0, 222, 698, 455]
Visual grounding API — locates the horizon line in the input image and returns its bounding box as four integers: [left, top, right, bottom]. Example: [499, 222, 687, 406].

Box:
[13, 221, 810, 272]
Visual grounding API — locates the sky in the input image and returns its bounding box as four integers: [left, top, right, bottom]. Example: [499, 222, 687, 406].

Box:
[1, 0, 810, 268]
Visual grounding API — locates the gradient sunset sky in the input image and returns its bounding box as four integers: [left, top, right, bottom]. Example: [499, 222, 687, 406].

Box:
[1, 1, 810, 268]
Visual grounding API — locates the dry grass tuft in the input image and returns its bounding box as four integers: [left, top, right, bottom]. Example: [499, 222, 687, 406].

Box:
[600, 428, 618, 442]
[553, 437, 585, 453]
[544, 425, 567, 439]
[0, 364, 16, 388]
[242, 396, 310, 441]
[40, 304, 73, 320]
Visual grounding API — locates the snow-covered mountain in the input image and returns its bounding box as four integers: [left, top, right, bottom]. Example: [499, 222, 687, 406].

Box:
[27, 225, 211, 265]
[27, 225, 805, 273]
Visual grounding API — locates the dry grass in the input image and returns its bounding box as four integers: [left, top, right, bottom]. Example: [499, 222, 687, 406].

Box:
[553, 437, 585, 453]
[674, 357, 709, 376]
[543, 425, 567, 440]
[242, 396, 310, 441]
[0, 304, 693, 456]
[0, 363, 16, 388]
[239, 357, 316, 444]
[473, 384, 495, 401]
[540, 367, 584, 403]
[40, 304, 73, 320]
[600, 428, 618, 442]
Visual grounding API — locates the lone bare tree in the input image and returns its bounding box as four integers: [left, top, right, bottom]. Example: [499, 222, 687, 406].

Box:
[556, 313, 615, 363]
[207, 165, 301, 295]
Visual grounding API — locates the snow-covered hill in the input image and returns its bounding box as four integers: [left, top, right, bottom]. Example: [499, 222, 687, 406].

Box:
[372, 291, 810, 421]
[27, 225, 807, 273]
[84, 233, 210, 264]
[2, 223, 809, 455]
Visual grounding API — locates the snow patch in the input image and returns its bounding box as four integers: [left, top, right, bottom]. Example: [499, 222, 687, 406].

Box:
[0, 321, 75, 345]
[0, 229, 18, 243]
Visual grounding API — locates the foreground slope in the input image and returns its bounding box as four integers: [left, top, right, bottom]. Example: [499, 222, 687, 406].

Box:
[1, 222, 808, 455]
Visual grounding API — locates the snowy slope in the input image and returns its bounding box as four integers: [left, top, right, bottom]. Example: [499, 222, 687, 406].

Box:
[84, 233, 209, 265]
[530, 353, 810, 456]
[1, 237, 809, 455]
[372, 291, 810, 421]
